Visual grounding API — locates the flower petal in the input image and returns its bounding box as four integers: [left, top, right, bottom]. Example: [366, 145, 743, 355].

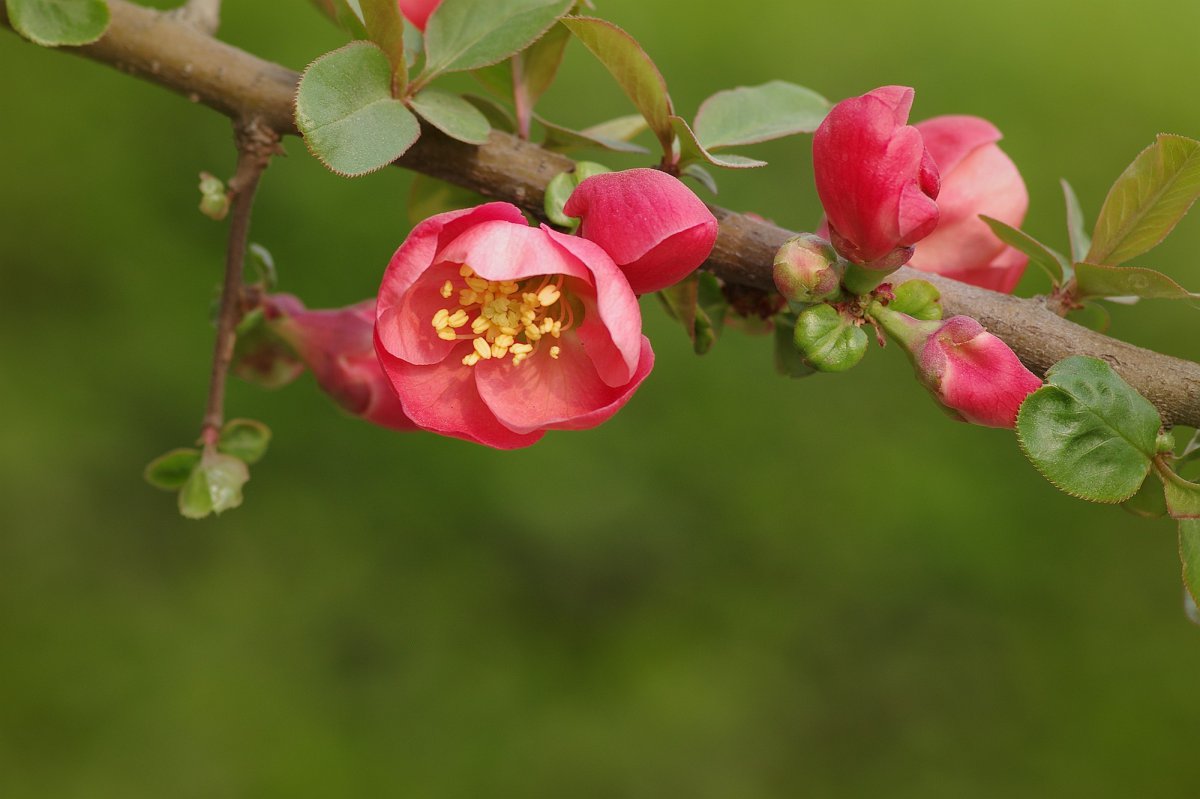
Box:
[916, 115, 1002, 176]
[438, 220, 593, 283]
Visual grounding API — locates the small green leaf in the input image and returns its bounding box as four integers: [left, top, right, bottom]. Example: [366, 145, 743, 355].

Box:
[246, 243, 277, 289]
[218, 419, 272, 466]
[890, 279, 942, 321]
[1061, 179, 1091, 264]
[1121, 475, 1167, 519]
[295, 42, 422, 177]
[421, 0, 574, 81]
[979, 215, 1070, 285]
[408, 174, 489, 227]
[1181, 519, 1200, 608]
[409, 89, 491, 145]
[1087, 134, 1200, 266]
[1016, 356, 1162, 503]
[8, 0, 110, 47]
[144, 448, 201, 492]
[461, 94, 516, 132]
[1072, 262, 1198, 302]
[693, 81, 829, 151]
[671, 116, 767, 170]
[793, 304, 868, 373]
[681, 163, 718, 195]
[360, 0, 407, 90]
[561, 16, 674, 156]
[540, 117, 649, 154]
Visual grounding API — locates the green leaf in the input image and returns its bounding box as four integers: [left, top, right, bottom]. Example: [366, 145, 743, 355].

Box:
[461, 94, 516, 132]
[792, 304, 868, 373]
[514, 21, 571, 119]
[1181, 519, 1200, 608]
[360, 0, 407, 90]
[979, 215, 1070, 285]
[1155, 462, 1200, 520]
[1061, 179, 1091, 264]
[421, 0, 574, 81]
[8, 0, 110, 47]
[1016, 356, 1162, 503]
[1087, 134, 1200, 266]
[409, 89, 491, 144]
[890, 279, 942, 321]
[408, 174, 489, 227]
[671, 116, 767, 170]
[1072, 262, 1198, 302]
[144, 448, 201, 492]
[539, 117, 649, 154]
[218, 419, 272, 466]
[693, 81, 829, 151]
[561, 16, 674, 156]
[681, 163, 718, 195]
[296, 42, 422, 177]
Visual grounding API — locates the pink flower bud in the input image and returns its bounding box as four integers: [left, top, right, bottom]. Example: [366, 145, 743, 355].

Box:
[398, 0, 440, 31]
[268, 295, 418, 431]
[563, 168, 719, 294]
[813, 86, 940, 269]
[906, 116, 1030, 293]
[772, 234, 842, 304]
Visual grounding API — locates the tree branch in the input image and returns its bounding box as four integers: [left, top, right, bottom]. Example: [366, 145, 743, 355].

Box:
[167, 0, 221, 36]
[5, 0, 1200, 427]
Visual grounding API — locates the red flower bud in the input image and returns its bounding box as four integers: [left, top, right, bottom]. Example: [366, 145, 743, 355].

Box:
[813, 86, 940, 269]
[907, 116, 1030, 293]
[398, 0, 440, 31]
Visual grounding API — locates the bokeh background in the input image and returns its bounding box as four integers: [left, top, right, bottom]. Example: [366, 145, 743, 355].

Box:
[3, 0, 1200, 796]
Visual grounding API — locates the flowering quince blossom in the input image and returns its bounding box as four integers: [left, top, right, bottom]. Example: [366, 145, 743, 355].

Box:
[906, 116, 1030, 293]
[563, 168, 720, 294]
[813, 85, 940, 270]
[266, 294, 418, 431]
[397, 0, 440, 31]
[374, 203, 660, 449]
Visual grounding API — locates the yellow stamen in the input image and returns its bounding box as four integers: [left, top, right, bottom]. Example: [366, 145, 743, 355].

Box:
[440, 280, 454, 299]
[550, 346, 561, 359]
[473, 337, 492, 360]
[537, 285, 561, 307]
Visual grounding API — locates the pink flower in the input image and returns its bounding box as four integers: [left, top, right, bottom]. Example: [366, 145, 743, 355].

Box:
[563, 168, 719, 294]
[374, 203, 653, 449]
[267, 295, 418, 431]
[813, 86, 940, 269]
[906, 116, 1029, 293]
[397, 0, 440, 31]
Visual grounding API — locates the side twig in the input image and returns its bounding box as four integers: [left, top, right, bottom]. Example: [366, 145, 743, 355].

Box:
[201, 120, 279, 447]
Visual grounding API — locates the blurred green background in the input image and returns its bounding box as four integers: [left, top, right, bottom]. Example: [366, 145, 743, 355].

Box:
[3, 1, 1200, 796]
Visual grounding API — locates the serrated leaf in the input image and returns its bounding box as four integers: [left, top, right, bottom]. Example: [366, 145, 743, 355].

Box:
[671, 116, 767, 170]
[296, 42, 422, 177]
[1181, 519, 1200, 608]
[1072, 262, 1199, 302]
[360, 0, 407, 90]
[979, 215, 1070, 285]
[1061, 179, 1091, 264]
[409, 89, 491, 144]
[540, 117, 649, 153]
[218, 419, 271, 465]
[561, 16, 674, 156]
[144, 448, 201, 492]
[1016, 356, 1162, 503]
[408, 174, 489, 227]
[421, 0, 573, 81]
[1087, 134, 1200, 266]
[8, 0, 110, 47]
[694, 81, 829, 151]
[890, 279, 942, 321]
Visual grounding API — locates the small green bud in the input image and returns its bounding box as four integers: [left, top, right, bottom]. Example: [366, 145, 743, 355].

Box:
[1158, 430, 1177, 454]
[773, 234, 843, 304]
[889, 279, 943, 321]
[198, 172, 230, 221]
[792, 303, 868, 373]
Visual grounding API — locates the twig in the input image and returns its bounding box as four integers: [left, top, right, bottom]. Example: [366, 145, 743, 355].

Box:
[200, 120, 278, 447]
[4, 0, 1200, 426]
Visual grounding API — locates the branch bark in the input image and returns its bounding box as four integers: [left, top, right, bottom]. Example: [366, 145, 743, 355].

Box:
[4, 0, 1200, 427]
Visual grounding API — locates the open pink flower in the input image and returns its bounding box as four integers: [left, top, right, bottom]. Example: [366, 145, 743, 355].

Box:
[563, 168, 719, 294]
[375, 203, 653, 449]
[906, 116, 1029, 293]
[397, 0, 440, 31]
[813, 86, 940, 269]
[267, 295, 418, 431]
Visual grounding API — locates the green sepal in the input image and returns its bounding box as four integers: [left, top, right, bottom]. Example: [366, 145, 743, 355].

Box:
[1016, 356, 1162, 503]
[792, 304, 868, 373]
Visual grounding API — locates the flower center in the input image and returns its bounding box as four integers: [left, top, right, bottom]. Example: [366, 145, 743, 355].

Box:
[430, 265, 574, 367]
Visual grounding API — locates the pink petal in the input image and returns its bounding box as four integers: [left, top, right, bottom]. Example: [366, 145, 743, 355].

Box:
[474, 333, 654, 434]
[563, 168, 718, 294]
[915, 115, 1002, 176]
[375, 329, 542, 449]
[438, 221, 593, 283]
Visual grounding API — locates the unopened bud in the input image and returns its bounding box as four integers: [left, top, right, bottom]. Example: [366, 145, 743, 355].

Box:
[792, 303, 868, 372]
[198, 172, 230, 221]
[773, 234, 842, 304]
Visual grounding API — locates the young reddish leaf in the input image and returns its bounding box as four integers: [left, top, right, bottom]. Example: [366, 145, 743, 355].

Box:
[1087, 134, 1200, 266]
[513, 22, 571, 136]
[295, 42, 421, 177]
[1072, 262, 1199, 301]
[979, 215, 1070, 285]
[694, 81, 829, 151]
[8, 0, 109, 47]
[409, 89, 492, 145]
[421, 0, 574, 81]
[360, 0, 408, 92]
[1061, 178, 1091, 263]
[561, 16, 675, 157]
[671, 116, 767, 170]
